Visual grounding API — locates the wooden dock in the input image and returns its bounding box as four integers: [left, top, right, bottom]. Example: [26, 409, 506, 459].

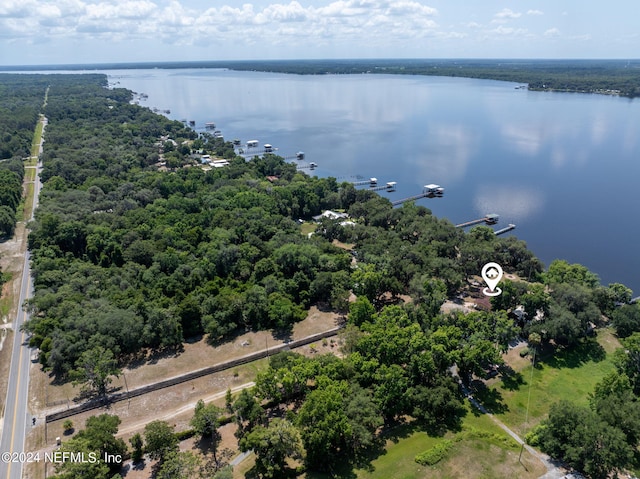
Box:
[282, 152, 305, 161]
[297, 162, 317, 170]
[352, 177, 377, 187]
[456, 218, 487, 228]
[391, 192, 430, 206]
[391, 187, 442, 206]
[494, 224, 516, 235]
[456, 214, 499, 228]
[371, 182, 396, 192]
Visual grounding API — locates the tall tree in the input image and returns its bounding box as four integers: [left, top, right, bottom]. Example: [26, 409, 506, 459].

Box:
[50, 414, 126, 479]
[190, 399, 223, 465]
[71, 345, 121, 397]
[239, 418, 303, 478]
[535, 400, 632, 479]
[296, 381, 352, 470]
[144, 420, 178, 462]
[156, 451, 202, 479]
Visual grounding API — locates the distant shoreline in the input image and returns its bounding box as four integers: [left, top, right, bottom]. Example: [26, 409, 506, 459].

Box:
[2, 58, 639, 98]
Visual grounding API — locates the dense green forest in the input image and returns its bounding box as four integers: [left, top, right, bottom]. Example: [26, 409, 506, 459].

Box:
[5, 59, 640, 98]
[9, 73, 640, 478]
[0, 74, 44, 236]
[0, 74, 46, 159]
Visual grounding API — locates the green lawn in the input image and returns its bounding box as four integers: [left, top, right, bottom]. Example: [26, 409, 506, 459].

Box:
[304, 407, 544, 479]
[490, 329, 620, 437]
[300, 222, 316, 236]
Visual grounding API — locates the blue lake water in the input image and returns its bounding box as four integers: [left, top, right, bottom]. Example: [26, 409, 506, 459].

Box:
[105, 68, 639, 294]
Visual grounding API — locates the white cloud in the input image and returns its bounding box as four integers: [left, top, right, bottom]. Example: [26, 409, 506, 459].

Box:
[260, 1, 309, 23]
[570, 34, 592, 41]
[0, 0, 443, 48]
[491, 26, 528, 37]
[527, 9, 543, 16]
[0, 0, 37, 18]
[85, 0, 157, 20]
[544, 28, 560, 37]
[493, 8, 521, 22]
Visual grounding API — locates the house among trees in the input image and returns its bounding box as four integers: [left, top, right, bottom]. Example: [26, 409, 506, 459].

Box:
[312, 210, 349, 221]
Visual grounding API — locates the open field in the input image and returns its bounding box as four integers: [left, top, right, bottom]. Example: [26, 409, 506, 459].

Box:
[302, 407, 545, 479]
[487, 329, 621, 437]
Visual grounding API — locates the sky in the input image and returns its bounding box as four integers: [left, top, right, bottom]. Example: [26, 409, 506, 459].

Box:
[0, 0, 638, 65]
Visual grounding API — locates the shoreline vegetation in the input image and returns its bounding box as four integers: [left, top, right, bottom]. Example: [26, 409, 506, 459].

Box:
[2, 58, 640, 98]
[2, 72, 640, 479]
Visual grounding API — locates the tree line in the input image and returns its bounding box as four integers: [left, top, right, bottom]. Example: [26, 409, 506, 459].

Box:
[193, 59, 640, 98]
[0, 74, 46, 237]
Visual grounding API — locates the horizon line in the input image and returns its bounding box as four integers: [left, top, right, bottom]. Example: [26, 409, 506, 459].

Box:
[1, 57, 639, 71]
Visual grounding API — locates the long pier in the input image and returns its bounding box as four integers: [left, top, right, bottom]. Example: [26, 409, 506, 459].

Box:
[391, 192, 430, 206]
[352, 177, 377, 187]
[282, 152, 305, 161]
[371, 182, 397, 192]
[456, 214, 499, 228]
[297, 162, 317, 170]
[392, 184, 444, 206]
[456, 218, 487, 228]
[494, 224, 516, 235]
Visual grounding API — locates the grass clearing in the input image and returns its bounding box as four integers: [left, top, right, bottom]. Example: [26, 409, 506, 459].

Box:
[25, 166, 36, 181]
[30, 117, 44, 158]
[304, 406, 544, 479]
[0, 287, 11, 319]
[21, 183, 34, 221]
[489, 329, 620, 437]
[300, 222, 316, 236]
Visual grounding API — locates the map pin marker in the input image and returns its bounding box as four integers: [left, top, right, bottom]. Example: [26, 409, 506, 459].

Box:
[482, 262, 503, 297]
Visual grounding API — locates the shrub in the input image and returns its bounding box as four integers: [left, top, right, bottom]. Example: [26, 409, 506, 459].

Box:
[62, 419, 74, 435]
[415, 439, 454, 466]
[175, 429, 196, 441]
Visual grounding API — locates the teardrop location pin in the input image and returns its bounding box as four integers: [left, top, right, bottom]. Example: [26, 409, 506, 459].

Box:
[481, 262, 503, 297]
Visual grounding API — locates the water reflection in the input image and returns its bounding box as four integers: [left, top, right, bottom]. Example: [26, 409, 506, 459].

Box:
[474, 185, 545, 222]
[409, 123, 476, 183]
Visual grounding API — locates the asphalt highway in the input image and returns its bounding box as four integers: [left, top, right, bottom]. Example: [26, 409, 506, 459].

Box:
[0, 252, 34, 479]
[0, 122, 44, 479]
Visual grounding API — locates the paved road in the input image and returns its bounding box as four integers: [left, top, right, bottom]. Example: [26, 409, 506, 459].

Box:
[0, 253, 35, 479]
[0, 119, 44, 479]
